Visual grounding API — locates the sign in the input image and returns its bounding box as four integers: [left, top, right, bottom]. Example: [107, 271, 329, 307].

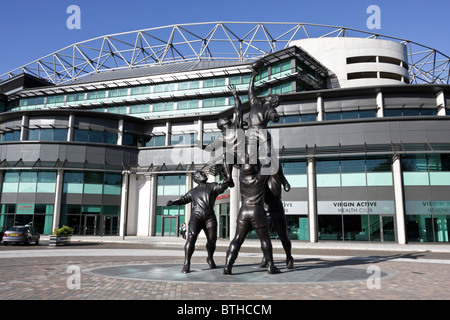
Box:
[405, 201, 450, 215]
[282, 201, 308, 215]
[16, 203, 35, 214]
[318, 201, 395, 215]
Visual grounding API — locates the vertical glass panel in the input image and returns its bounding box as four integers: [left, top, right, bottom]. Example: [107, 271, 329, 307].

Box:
[28, 129, 40, 141]
[368, 215, 380, 241]
[74, 129, 89, 142]
[20, 172, 38, 182]
[40, 129, 53, 141]
[53, 129, 67, 141]
[89, 130, 104, 143]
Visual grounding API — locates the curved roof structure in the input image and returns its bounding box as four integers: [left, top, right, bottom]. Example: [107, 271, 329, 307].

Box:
[1, 21, 449, 85]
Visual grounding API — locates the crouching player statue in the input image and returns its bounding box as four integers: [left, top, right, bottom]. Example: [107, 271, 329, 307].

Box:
[166, 170, 230, 274]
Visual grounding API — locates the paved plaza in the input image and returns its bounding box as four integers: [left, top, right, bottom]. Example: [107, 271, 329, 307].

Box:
[0, 236, 449, 301]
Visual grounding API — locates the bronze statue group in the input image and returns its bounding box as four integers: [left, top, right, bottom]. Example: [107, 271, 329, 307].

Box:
[167, 60, 294, 275]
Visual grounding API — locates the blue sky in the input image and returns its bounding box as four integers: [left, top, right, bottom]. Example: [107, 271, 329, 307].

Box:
[0, 0, 449, 75]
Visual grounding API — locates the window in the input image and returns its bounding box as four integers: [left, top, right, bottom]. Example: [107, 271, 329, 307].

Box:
[203, 97, 227, 108]
[324, 110, 376, 120]
[385, 108, 436, 117]
[129, 104, 151, 114]
[153, 83, 175, 93]
[108, 88, 128, 99]
[153, 102, 174, 112]
[178, 80, 200, 91]
[171, 133, 197, 146]
[146, 135, 165, 147]
[203, 132, 220, 145]
[1, 130, 21, 142]
[73, 129, 117, 144]
[271, 60, 291, 78]
[271, 82, 293, 94]
[229, 74, 251, 86]
[28, 128, 67, 141]
[203, 77, 226, 88]
[177, 100, 200, 110]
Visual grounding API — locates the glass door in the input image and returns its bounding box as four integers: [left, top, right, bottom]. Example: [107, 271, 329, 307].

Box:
[380, 216, 395, 242]
[84, 215, 98, 235]
[162, 216, 178, 237]
[102, 215, 119, 236]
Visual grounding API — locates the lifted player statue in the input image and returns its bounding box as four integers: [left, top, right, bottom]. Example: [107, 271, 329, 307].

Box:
[223, 59, 285, 275]
[167, 170, 230, 273]
[197, 84, 244, 188]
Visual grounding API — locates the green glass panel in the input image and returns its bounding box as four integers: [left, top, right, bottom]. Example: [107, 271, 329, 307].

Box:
[341, 173, 366, 186]
[155, 216, 162, 235]
[403, 172, 429, 186]
[18, 182, 37, 193]
[285, 175, 307, 188]
[44, 215, 53, 235]
[82, 205, 101, 213]
[367, 172, 393, 186]
[429, 172, 450, 186]
[316, 174, 341, 187]
[2, 183, 19, 193]
[102, 205, 120, 215]
[36, 183, 56, 193]
[63, 183, 83, 194]
[103, 185, 121, 195]
[84, 184, 103, 194]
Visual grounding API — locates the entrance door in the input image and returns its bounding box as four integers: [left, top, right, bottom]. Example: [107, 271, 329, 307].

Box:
[84, 215, 98, 235]
[380, 216, 395, 242]
[102, 216, 119, 236]
[162, 216, 178, 237]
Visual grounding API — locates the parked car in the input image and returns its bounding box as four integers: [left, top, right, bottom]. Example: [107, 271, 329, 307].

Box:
[2, 226, 40, 245]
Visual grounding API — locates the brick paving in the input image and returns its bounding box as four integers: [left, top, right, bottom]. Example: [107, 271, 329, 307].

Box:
[0, 240, 449, 301]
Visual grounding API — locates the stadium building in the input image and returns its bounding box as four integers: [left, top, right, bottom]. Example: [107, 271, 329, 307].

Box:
[1, 22, 449, 244]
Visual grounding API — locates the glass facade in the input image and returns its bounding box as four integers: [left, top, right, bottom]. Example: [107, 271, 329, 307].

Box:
[403, 154, 450, 242]
[0, 203, 53, 235]
[155, 175, 186, 236]
[316, 156, 395, 241]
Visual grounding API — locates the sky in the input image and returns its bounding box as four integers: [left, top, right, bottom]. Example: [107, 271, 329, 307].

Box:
[0, 0, 449, 75]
